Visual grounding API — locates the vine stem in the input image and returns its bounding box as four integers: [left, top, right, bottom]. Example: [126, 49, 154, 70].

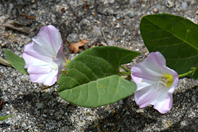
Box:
[118, 72, 131, 76]
[120, 65, 131, 73]
[61, 70, 68, 74]
[178, 67, 198, 78]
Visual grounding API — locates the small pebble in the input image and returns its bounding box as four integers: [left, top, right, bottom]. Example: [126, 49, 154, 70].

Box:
[128, 10, 136, 18]
[196, 10, 198, 15]
[36, 102, 44, 109]
[181, 2, 188, 10]
[108, 40, 115, 46]
[93, 26, 101, 35]
[166, 0, 174, 8]
[153, 8, 158, 13]
[31, 0, 36, 4]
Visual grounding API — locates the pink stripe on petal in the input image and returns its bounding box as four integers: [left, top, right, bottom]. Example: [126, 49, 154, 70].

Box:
[23, 53, 50, 67]
[46, 25, 63, 51]
[131, 64, 162, 82]
[23, 42, 52, 63]
[33, 25, 62, 55]
[26, 65, 51, 74]
[135, 84, 161, 108]
[154, 52, 166, 67]
[53, 46, 66, 77]
[152, 92, 173, 114]
[138, 52, 166, 75]
[29, 70, 57, 86]
[53, 46, 66, 67]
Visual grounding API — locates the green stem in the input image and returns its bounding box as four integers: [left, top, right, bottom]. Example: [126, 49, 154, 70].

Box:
[120, 65, 130, 73]
[178, 67, 198, 78]
[0, 57, 11, 66]
[65, 59, 71, 67]
[61, 70, 68, 74]
[118, 72, 131, 76]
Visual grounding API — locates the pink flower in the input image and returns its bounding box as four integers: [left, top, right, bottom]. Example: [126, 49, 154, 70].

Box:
[131, 52, 178, 114]
[23, 25, 66, 86]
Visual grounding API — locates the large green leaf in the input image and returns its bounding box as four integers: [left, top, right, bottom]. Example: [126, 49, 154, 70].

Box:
[140, 13, 198, 79]
[59, 75, 136, 107]
[4, 49, 28, 74]
[58, 46, 140, 107]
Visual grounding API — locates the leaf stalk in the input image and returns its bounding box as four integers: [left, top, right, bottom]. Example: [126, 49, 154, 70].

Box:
[178, 67, 198, 78]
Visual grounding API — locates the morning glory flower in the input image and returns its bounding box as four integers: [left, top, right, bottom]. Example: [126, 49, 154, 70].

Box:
[23, 25, 66, 86]
[131, 52, 178, 114]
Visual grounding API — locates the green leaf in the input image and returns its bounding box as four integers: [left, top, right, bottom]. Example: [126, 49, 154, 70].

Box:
[0, 115, 13, 121]
[4, 49, 28, 74]
[58, 46, 140, 107]
[59, 75, 136, 107]
[140, 13, 198, 79]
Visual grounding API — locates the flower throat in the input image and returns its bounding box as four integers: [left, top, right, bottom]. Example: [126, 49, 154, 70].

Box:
[157, 73, 173, 90]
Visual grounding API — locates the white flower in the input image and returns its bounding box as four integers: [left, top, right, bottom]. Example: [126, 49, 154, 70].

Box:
[131, 52, 178, 114]
[23, 25, 66, 86]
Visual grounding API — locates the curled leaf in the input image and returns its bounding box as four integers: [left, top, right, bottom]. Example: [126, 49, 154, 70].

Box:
[0, 57, 11, 66]
[66, 39, 88, 53]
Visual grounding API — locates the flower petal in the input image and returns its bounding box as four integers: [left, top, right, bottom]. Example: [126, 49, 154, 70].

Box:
[151, 91, 173, 114]
[133, 52, 167, 76]
[23, 25, 66, 86]
[163, 67, 179, 94]
[131, 51, 179, 114]
[134, 83, 167, 108]
[131, 64, 162, 83]
[28, 65, 58, 86]
[53, 45, 66, 78]
[32, 25, 62, 57]
[23, 42, 52, 64]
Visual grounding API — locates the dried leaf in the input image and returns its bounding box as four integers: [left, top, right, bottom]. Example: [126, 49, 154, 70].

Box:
[0, 99, 3, 110]
[0, 57, 11, 66]
[21, 14, 36, 19]
[61, 8, 66, 13]
[66, 39, 89, 53]
[5, 20, 33, 34]
[84, 2, 89, 10]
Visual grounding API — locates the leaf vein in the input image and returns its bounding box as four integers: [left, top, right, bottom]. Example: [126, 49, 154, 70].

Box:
[145, 17, 198, 50]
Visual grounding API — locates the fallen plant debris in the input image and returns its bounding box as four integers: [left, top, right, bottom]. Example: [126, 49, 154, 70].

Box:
[61, 8, 66, 13]
[66, 39, 89, 53]
[0, 57, 11, 66]
[84, 2, 89, 9]
[0, 115, 13, 121]
[21, 14, 36, 19]
[0, 99, 3, 110]
[5, 20, 34, 34]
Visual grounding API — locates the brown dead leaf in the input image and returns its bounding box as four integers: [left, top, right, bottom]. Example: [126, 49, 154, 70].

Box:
[21, 14, 36, 19]
[66, 39, 89, 53]
[61, 8, 66, 13]
[0, 99, 3, 110]
[84, 2, 89, 10]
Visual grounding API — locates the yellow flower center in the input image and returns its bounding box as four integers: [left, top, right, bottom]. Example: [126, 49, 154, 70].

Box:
[161, 73, 173, 88]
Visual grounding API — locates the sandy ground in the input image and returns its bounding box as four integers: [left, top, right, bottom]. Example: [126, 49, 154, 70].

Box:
[0, 0, 198, 131]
